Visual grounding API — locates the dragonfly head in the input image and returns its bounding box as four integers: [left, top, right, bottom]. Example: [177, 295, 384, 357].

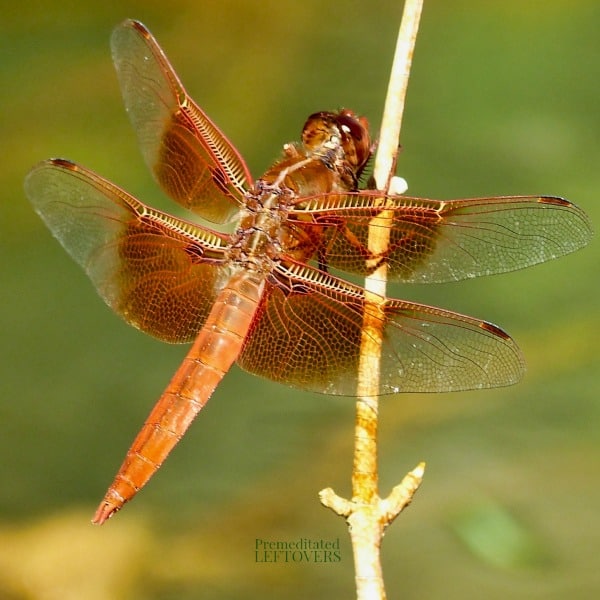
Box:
[302, 109, 372, 179]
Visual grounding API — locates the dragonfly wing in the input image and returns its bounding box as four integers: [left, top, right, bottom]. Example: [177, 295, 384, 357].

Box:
[296, 192, 592, 282]
[25, 158, 232, 343]
[111, 19, 253, 223]
[237, 260, 524, 395]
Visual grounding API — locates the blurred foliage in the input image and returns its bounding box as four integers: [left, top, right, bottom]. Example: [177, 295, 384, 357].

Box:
[0, 0, 598, 598]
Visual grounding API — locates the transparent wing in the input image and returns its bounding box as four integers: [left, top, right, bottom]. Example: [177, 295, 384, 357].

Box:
[25, 158, 232, 342]
[111, 19, 253, 223]
[294, 192, 592, 282]
[238, 261, 524, 395]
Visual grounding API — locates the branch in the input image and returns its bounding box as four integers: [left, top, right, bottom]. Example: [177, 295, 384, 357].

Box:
[320, 2, 425, 598]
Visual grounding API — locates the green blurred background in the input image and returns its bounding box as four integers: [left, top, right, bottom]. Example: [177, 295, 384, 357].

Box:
[1, 0, 598, 598]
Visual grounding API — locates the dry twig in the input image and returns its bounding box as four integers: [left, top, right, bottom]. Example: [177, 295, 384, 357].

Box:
[319, 1, 425, 598]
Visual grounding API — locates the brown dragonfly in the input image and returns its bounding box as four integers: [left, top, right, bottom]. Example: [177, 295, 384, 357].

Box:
[25, 20, 591, 524]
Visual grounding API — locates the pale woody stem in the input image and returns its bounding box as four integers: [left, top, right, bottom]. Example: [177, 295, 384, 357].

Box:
[353, 1, 424, 599]
[319, 3, 424, 599]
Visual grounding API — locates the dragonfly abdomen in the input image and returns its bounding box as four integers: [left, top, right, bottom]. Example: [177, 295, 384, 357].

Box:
[92, 269, 265, 523]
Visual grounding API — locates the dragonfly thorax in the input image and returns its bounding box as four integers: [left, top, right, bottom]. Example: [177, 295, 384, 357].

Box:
[228, 181, 292, 268]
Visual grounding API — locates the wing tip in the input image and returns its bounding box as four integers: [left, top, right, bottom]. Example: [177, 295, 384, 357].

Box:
[479, 320, 511, 340]
[48, 157, 77, 170]
[128, 19, 150, 38]
[538, 195, 594, 249]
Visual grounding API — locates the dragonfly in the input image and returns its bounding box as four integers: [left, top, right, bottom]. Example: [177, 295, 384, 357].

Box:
[25, 19, 591, 524]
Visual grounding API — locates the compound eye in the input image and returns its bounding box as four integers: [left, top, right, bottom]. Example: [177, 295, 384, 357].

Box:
[336, 110, 371, 169]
